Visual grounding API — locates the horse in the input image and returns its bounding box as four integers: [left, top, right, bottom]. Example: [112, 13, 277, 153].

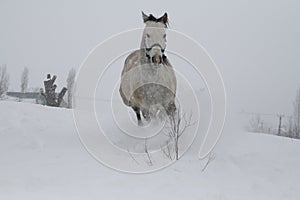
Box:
[119, 12, 177, 125]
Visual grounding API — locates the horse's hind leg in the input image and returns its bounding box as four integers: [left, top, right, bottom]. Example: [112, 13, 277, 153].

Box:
[132, 106, 142, 126]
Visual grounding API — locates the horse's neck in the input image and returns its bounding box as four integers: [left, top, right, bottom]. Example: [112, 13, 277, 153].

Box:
[140, 31, 145, 50]
[139, 49, 149, 64]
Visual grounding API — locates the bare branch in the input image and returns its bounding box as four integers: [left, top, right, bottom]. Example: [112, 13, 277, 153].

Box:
[144, 139, 153, 166]
[201, 153, 216, 172]
[161, 140, 174, 160]
[127, 149, 140, 165]
[164, 105, 194, 160]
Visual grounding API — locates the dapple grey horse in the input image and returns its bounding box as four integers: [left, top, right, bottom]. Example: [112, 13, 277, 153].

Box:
[119, 12, 176, 125]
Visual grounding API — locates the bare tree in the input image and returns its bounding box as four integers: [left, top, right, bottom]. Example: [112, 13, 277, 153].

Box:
[41, 74, 67, 107]
[20, 67, 29, 93]
[247, 114, 264, 133]
[287, 116, 295, 138]
[66, 68, 76, 108]
[164, 108, 193, 160]
[0, 65, 9, 97]
[293, 88, 300, 138]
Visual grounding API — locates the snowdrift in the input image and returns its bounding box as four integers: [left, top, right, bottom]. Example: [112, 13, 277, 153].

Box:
[0, 101, 299, 200]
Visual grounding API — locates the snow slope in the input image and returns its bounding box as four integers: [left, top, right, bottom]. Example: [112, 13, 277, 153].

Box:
[0, 101, 299, 200]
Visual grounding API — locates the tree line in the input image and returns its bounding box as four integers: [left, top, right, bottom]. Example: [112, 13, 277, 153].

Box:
[246, 88, 300, 139]
[0, 64, 76, 108]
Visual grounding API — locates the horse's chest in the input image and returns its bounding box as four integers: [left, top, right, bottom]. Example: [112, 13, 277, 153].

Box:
[139, 65, 164, 83]
[132, 65, 175, 103]
[121, 61, 176, 108]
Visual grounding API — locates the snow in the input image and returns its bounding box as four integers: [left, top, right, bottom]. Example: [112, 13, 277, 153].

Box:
[0, 100, 299, 199]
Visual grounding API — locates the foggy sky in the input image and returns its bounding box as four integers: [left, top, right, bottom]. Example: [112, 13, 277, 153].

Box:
[0, 0, 299, 115]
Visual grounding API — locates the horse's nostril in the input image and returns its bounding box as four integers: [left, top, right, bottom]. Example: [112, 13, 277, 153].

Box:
[151, 56, 155, 63]
[151, 55, 162, 64]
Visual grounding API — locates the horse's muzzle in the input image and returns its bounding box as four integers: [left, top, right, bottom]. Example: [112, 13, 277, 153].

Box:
[151, 55, 162, 64]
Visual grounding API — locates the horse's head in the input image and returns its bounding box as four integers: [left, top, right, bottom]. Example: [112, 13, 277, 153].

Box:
[141, 12, 168, 64]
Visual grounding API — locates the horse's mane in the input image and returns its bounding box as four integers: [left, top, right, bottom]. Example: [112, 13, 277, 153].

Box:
[144, 13, 169, 28]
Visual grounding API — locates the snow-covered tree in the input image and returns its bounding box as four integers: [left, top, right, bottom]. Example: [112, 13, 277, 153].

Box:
[66, 68, 76, 108]
[20, 67, 29, 93]
[0, 65, 9, 97]
[41, 74, 67, 107]
[287, 116, 294, 138]
[293, 88, 300, 138]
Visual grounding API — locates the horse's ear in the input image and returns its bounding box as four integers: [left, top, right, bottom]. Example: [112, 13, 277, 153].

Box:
[159, 12, 168, 25]
[142, 11, 149, 23]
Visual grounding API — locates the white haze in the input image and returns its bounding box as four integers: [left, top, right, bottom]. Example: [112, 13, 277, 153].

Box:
[0, 0, 299, 116]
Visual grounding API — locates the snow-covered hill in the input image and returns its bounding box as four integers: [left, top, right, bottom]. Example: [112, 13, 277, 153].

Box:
[0, 101, 299, 200]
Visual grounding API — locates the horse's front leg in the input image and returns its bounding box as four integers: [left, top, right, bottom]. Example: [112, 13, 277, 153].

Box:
[132, 106, 142, 126]
[142, 109, 150, 122]
[165, 101, 176, 116]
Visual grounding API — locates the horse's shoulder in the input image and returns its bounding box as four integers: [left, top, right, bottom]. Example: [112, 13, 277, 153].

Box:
[163, 57, 173, 68]
[125, 49, 142, 64]
[122, 50, 143, 74]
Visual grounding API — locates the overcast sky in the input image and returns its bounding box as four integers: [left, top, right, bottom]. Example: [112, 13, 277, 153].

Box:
[0, 0, 299, 116]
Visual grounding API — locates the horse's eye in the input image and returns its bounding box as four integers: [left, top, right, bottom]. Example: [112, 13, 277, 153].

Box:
[146, 34, 150, 38]
[163, 34, 166, 39]
[161, 49, 165, 53]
